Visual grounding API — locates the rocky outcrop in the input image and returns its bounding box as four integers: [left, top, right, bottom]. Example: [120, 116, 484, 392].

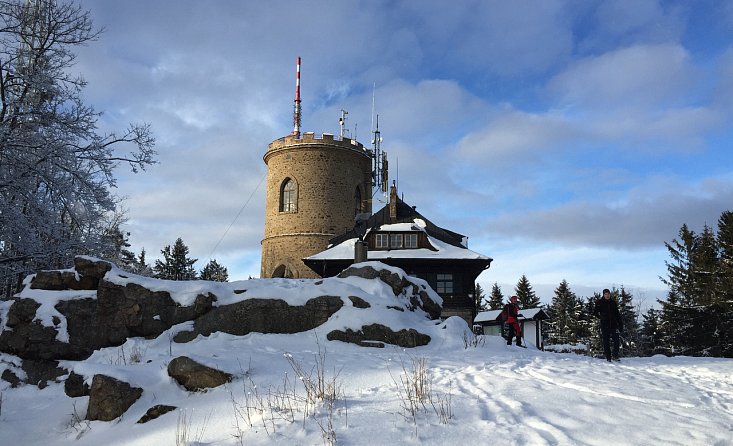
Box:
[167, 356, 233, 391]
[1, 257, 444, 391]
[327, 324, 431, 348]
[337, 264, 441, 319]
[86, 374, 143, 421]
[173, 296, 343, 343]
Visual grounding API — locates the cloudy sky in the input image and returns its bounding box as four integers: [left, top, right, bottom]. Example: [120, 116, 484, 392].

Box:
[75, 0, 733, 303]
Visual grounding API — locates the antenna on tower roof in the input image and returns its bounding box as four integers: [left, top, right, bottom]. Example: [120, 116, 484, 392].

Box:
[292, 56, 302, 137]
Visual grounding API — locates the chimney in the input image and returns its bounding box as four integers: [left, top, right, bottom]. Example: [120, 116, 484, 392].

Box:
[389, 181, 397, 221]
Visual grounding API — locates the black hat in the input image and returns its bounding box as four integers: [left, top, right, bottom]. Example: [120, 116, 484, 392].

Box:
[603, 288, 611, 294]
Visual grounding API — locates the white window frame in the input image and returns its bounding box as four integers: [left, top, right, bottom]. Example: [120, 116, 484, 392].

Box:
[375, 233, 389, 249]
[405, 233, 418, 248]
[390, 233, 403, 248]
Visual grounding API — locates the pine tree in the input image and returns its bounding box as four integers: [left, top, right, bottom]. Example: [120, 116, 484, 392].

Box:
[546, 280, 583, 345]
[716, 211, 733, 357]
[617, 287, 640, 355]
[515, 275, 540, 308]
[661, 224, 697, 304]
[200, 259, 229, 282]
[718, 211, 733, 293]
[154, 238, 197, 280]
[488, 282, 504, 310]
[585, 294, 603, 357]
[640, 308, 663, 356]
[100, 224, 136, 271]
[133, 248, 155, 277]
[692, 224, 719, 306]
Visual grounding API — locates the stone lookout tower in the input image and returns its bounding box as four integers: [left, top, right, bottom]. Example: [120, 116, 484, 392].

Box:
[261, 58, 373, 278]
[261, 133, 372, 278]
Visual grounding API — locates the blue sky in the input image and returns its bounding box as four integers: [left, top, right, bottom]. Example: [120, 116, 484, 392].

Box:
[75, 0, 733, 303]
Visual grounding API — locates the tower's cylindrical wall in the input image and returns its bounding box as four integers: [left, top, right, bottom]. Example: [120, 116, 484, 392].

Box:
[261, 133, 372, 278]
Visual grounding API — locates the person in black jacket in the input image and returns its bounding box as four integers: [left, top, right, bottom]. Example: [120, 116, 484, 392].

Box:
[594, 288, 623, 362]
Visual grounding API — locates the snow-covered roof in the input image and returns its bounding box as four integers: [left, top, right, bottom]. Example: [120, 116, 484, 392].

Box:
[474, 307, 548, 323]
[306, 233, 491, 261]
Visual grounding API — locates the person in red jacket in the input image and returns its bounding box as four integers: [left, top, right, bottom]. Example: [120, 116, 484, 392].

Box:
[502, 295, 523, 346]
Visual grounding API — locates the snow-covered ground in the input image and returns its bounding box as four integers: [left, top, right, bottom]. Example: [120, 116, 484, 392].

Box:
[2, 327, 732, 446]
[1, 262, 731, 446]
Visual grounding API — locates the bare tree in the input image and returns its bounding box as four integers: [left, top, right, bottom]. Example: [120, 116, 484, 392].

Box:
[0, 0, 155, 290]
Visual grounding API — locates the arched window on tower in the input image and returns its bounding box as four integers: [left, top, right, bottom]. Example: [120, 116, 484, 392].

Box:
[280, 178, 297, 212]
[354, 186, 362, 216]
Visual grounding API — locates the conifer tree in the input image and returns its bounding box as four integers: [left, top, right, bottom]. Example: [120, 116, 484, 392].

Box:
[640, 308, 663, 356]
[546, 280, 584, 345]
[200, 259, 229, 282]
[718, 211, 733, 293]
[154, 238, 197, 280]
[661, 224, 697, 304]
[617, 287, 640, 355]
[133, 248, 155, 277]
[488, 282, 504, 310]
[515, 275, 540, 308]
[585, 294, 603, 357]
[692, 224, 719, 306]
[716, 211, 733, 356]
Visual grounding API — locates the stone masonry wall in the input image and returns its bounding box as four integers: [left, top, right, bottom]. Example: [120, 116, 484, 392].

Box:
[261, 134, 372, 278]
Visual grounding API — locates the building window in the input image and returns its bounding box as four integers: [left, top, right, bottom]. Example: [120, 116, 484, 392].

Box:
[390, 233, 403, 248]
[375, 233, 389, 249]
[405, 233, 418, 248]
[354, 186, 362, 216]
[279, 178, 297, 212]
[436, 273, 453, 294]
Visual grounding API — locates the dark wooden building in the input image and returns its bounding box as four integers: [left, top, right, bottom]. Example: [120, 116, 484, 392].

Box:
[304, 185, 492, 324]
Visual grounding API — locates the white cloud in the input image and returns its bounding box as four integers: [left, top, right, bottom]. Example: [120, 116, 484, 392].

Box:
[547, 44, 695, 109]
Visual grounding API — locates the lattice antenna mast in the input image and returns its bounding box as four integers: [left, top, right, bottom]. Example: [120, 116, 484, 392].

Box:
[292, 56, 302, 137]
[371, 114, 388, 194]
[339, 109, 348, 138]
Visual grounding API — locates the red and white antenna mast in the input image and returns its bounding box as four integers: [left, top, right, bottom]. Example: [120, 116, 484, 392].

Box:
[292, 56, 302, 137]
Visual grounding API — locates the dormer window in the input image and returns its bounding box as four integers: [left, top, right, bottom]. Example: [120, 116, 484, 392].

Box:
[405, 233, 418, 248]
[375, 233, 389, 248]
[390, 233, 403, 248]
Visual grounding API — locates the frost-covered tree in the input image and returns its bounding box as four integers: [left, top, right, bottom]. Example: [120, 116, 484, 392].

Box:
[515, 275, 540, 308]
[200, 259, 228, 282]
[0, 0, 155, 287]
[487, 282, 504, 310]
[154, 238, 197, 281]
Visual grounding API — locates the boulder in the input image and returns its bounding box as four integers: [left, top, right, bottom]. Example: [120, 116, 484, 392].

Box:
[1, 369, 21, 387]
[167, 356, 232, 391]
[137, 404, 177, 424]
[173, 296, 343, 343]
[86, 374, 143, 421]
[348, 295, 370, 309]
[64, 371, 90, 397]
[30, 257, 112, 291]
[327, 323, 431, 348]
